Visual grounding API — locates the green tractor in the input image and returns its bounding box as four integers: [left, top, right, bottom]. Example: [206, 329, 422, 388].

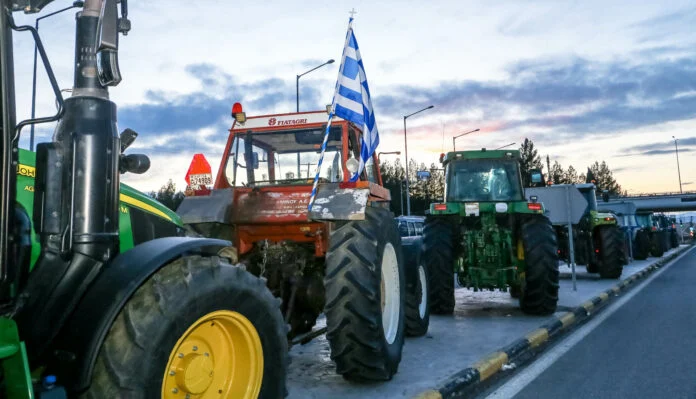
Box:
[552, 184, 625, 278]
[423, 149, 559, 316]
[1, 1, 286, 398]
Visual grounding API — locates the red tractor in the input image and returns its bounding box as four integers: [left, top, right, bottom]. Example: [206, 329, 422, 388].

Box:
[178, 105, 430, 381]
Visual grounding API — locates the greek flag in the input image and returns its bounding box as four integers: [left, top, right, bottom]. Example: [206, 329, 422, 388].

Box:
[308, 17, 379, 211]
[332, 17, 379, 181]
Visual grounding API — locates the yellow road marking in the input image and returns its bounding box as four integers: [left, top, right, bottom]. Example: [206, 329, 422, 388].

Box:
[559, 313, 575, 328]
[474, 352, 509, 381]
[526, 329, 549, 348]
[412, 391, 443, 399]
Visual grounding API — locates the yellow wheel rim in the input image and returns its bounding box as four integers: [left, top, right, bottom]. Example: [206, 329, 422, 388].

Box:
[162, 310, 263, 399]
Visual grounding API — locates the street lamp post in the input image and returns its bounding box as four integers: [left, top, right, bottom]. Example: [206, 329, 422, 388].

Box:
[494, 142, 516, 150]
[673, 136, 683, 194]
[403, 105, 434, 216]
[30, 1, 84, 151]
[452, 128, 480, 151]
[296, 59, 335, 112]
[377, 151, 402, 214]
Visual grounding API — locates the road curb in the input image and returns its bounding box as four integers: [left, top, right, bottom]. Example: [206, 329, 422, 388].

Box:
[412, 245, 692, 399]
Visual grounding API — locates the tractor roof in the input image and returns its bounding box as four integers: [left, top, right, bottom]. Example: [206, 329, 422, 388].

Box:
[441, 149, 520, 164]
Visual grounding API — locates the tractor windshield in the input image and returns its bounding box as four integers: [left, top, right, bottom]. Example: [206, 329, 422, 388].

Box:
[635, 214, 652, 228]
[225, 126, 344, 187]
[445, 159, 524, 202]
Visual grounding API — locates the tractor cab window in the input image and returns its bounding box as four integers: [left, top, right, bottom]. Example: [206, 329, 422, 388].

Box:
[225, 126, 344, 187]
[445, 159, 524, 202]
[635, 214, 651, 228]
[398, 221, 409, 237]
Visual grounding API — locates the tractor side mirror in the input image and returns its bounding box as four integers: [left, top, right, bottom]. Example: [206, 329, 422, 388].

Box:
[528, 169, 545, 187]
[96, 0, 122, 86]
[120, 128, 138, 152]
[119, 153, 150, 174]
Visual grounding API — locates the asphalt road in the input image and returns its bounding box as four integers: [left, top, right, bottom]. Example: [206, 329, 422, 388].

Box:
[491, 246, 696, 399]
[287, 246, 685, 398]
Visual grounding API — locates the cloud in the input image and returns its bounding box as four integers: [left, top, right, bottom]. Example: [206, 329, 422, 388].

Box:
[620, 137, 696, 156]
[375, 55, 696, 141]
[118, 62, 326, 136]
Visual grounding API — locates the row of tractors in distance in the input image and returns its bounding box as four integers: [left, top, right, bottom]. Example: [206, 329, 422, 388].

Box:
[1, 2, 288, 398]
[178, 106, 431, 381]
[598, 201, 681, 261]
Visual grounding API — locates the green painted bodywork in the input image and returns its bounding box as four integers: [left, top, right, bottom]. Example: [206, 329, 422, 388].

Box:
[441, 149, 521, 163]
[4, 150, 182, 397]
[588, 209, 617, 229]
[432, 150, 542, 291]
[0, 318, 33, 399]
[430, 201, 544, 216]
[456, 212, 520, 290]
[16, 149, 182, 269]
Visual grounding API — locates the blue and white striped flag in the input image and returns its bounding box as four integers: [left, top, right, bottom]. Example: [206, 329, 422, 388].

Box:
[332, 17, 380, 181]
[308, 17, 380, 211]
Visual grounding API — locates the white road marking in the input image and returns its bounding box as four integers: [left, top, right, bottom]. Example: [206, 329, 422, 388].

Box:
[485, 247, 694, 399]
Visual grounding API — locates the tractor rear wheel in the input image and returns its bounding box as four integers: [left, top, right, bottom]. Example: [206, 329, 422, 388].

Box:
[324, 207, 406, 381]
[650, 232, 664, 257]
[423, 217, 456, 315]
[633, 230, 651, 260]
[597, 226, 624, 279]
[405, 261, 430, 336]
[520, 216, 559, 315]
[671, 231, 680, 248]
[83, 256, 288, 399]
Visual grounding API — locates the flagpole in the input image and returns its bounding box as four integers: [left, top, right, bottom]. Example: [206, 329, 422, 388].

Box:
[308, 16, 355, 212]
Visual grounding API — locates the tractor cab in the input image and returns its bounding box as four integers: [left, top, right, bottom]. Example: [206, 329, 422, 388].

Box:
[442, 150, 525, 203]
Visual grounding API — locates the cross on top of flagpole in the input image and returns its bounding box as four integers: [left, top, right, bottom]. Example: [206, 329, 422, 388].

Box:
[349, 8, 357, 18]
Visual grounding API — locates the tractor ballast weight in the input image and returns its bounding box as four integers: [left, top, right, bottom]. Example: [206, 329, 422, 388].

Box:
[423, 149, 559, 315]
[179, 108, 427, 381]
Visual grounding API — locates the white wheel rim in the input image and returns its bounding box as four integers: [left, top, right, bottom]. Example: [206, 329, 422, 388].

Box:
[418, 264, 427, 319]
[380, 243, 400, 345]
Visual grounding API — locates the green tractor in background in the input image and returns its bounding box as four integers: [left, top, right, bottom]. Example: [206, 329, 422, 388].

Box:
[423, 150, 559, 316]
[553, 184, 625, 278]
[0, 1, 287, 398]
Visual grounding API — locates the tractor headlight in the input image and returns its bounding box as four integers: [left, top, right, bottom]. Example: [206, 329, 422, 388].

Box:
[346, 157, 359, 174]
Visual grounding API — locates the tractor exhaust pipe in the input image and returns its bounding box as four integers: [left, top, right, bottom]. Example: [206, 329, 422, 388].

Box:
[15, 0, 120, 360]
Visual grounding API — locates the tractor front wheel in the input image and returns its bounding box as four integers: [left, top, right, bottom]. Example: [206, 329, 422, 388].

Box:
[324, 207, 406, 381]
[597, 226, 624, 279]
[520, 216, 559, 315]
[83, 256, 288, 399]
[423, 217, 456, 315]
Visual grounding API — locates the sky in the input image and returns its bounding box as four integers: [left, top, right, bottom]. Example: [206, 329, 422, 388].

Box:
[11, 0, 696, 194]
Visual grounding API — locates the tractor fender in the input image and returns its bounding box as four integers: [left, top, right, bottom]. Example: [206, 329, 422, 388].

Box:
[50, 236, 230, 393]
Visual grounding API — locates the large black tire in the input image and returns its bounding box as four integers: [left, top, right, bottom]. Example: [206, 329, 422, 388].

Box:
[423, 217, 456, 315]
[405, 261, 430, 337]
[671, 230, 680, 248]
[324, 207, 406, 381]
[83, 255, 288, 399]
[597, 226, 624, 279]
[650, 232, 664, 257]
[519, 216, 559, 315]
[633, 230, 651, 260]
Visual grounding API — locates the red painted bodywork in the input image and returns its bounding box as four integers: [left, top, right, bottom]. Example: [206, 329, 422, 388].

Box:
[203, 110, 388, 258]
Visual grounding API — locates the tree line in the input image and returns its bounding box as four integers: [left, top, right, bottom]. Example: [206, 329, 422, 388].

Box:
[146, 137, 624, 214]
